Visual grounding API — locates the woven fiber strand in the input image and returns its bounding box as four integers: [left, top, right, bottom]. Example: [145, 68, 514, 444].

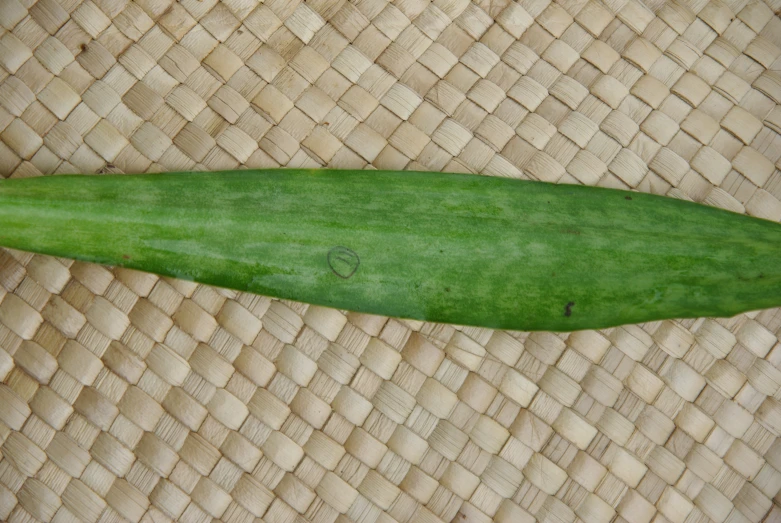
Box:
[1, 0, 781, 522]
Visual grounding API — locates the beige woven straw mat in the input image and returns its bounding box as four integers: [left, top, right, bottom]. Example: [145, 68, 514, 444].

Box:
[3, 0, 781, 522]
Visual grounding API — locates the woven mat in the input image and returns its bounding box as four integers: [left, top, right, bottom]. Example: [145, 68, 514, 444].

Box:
[1, 1, 781, 522]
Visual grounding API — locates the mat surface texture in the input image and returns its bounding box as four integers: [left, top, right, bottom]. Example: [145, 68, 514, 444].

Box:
[2, 0, 781, 522]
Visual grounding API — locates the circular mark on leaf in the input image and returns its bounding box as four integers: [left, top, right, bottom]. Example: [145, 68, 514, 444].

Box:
[328, 246, 360, 279]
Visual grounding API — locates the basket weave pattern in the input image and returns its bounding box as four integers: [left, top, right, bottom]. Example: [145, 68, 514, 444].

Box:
[2, 0, 781, 522]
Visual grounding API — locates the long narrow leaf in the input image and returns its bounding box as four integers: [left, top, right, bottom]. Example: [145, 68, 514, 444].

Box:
[1, 169, 779, 331]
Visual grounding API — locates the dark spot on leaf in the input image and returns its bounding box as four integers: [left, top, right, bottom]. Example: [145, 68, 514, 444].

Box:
[564, 301, 575, 317]
[122, 254, 130, 260]
[625, 196, 633, 200]
[445, 287, 450, 293]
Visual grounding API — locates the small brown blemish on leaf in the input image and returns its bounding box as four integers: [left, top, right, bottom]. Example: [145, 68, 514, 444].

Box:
[625, 196, 633, 200]
[564, 301, 575, 317]
[122, 254, 131, 260]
